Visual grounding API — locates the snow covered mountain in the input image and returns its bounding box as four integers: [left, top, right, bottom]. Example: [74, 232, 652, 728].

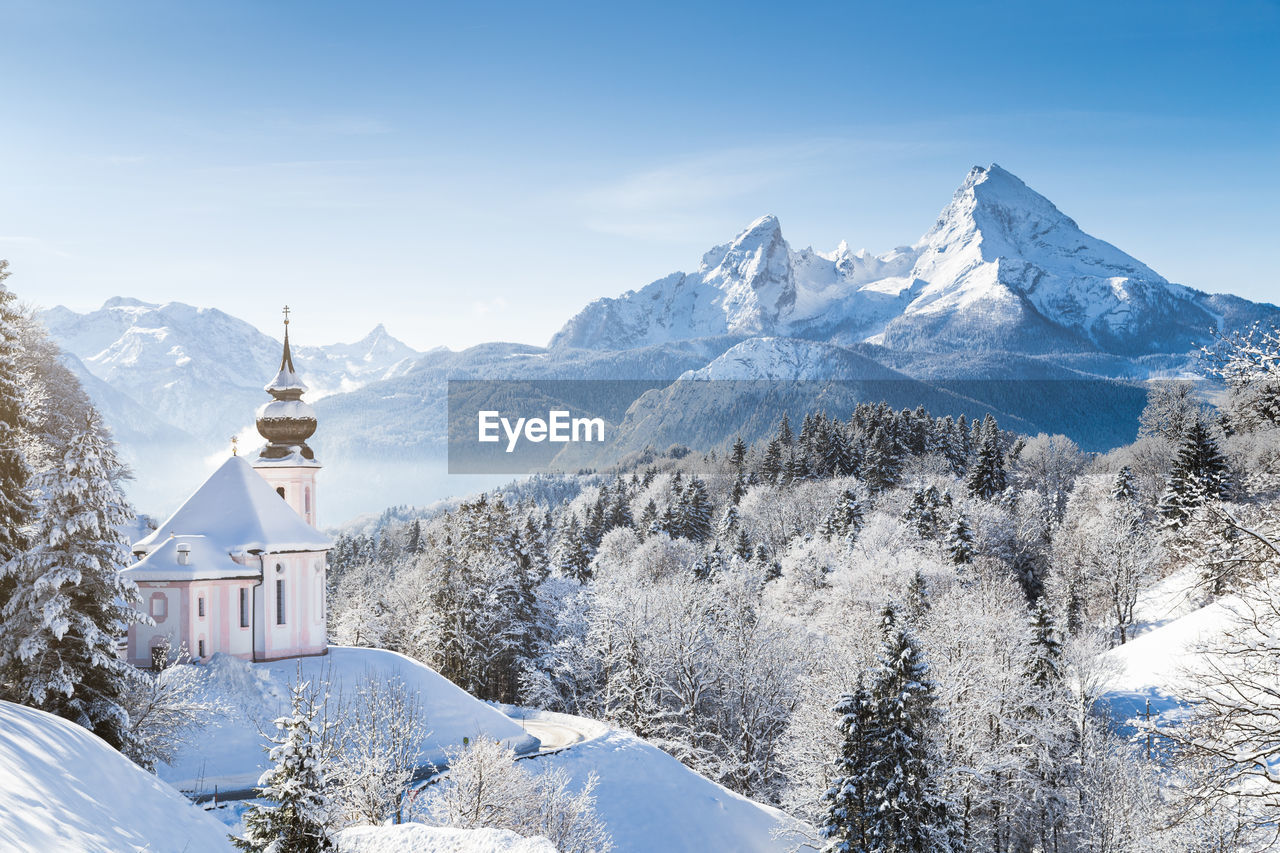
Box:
[553, 164, 1276, 357]
[38, 298, 421, 447]
[36, 165, 1279, 520]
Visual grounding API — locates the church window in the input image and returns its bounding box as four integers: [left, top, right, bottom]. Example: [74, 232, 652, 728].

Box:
[276, 486, 286, 500]
[198, 639, 206, 658]
[276, 579, 286, 625]
[150, 594, 167, 622]
[197, 596, 205, 618]
[240, 588, 250, 628]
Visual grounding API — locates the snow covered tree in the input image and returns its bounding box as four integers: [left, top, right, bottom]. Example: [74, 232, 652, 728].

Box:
[421, 736, 611, 853]
[716, 503, 740, 541]
[819, 685, 875, 852]
[860, 427, 900, 494]
[945, 515, 974, 566]
[0, 262, 33, 569]
[822, 488, 864, 542]
[861, 607, 950, 851]
[1111, 464, 1137, 502]
[967, 415, 1008, 500]
[902, 486, 943, 540]
[234, 678, 334, 852]
[329, 674, 428, 826]
[679, 477, 713, 543]
[0, 409, 145, 755]
[1158, 419, 1230, 528]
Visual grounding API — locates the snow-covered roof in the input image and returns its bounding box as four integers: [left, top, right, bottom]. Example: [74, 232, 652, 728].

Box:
[133, 455, 330, 555]
[121, 535, 260, 582]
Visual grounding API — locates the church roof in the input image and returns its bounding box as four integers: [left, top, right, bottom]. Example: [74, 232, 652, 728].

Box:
[121, 535, 260, 582]
[132, 455, 331, 556]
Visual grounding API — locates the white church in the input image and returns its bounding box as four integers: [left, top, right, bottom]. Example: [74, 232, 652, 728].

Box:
[122, 312, 330, 666]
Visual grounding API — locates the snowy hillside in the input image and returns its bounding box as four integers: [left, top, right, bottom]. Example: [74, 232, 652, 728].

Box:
[163, 647, 536, 793]
[0, 700, 233, 853]
[515, 711, 800, 853]
[552, 164, 1279, 356]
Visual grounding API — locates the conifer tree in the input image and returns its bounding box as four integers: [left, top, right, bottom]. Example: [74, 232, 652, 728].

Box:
[860, 427, 900, 494]
[861, 607, 948, 851]
[0, 409, 145, 754]
[819, 685, 875, 852]
[638, 499, 659, 538]
[822, 488, 864, 542]
[730, 435, 748, 471]
[1158, 419, 1231, 528]
[234, 679, 334, 852]
[0, 264, 33, 568]
[679, 478, 713, 543]
[967, 415, 1008, 500]
[733, 528, 753, 561]
[945, 515, 975, 566]
[404, 519, 423, 554]
[778, 412, 794, 446]
[1110, 465, 1137, 503]
[904, 569, 930, 625]
[716, 503, 740, 541]
[761, 438, 784, 483]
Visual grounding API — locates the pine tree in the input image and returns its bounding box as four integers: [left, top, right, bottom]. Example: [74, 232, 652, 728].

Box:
[862, 607, 948, 851]
[967, 415, 1008, 500]
[761, 438, 784, 483]
[638, 499, 659, 538]
[946, 515, 975, 566]
[1158, 419, 1231, 528]
[679, 477, 713, 543]
[234, 679, 334, 852]
[0, 263, 33, 566]
[778, 413, 794, 446]
[716, 503, 740, 541]
[0, 409, 145, 754]
[1026, 599, 1063, 691]
[860, 427, 900, 494]
[819, 685, 875, 852]
[904, 569, 930, 625]
[733, 528, 752, 561]
[902, 486, 942, 540]
[822, 488, 864, 541]
[1110, 465, 1137, 503]
[404, 519, 423, 554]
[552, 515, 593, 582]
[730, 436, 748, 471]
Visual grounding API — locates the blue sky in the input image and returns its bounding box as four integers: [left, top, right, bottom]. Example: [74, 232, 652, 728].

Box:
[2, 0, 1277, 350]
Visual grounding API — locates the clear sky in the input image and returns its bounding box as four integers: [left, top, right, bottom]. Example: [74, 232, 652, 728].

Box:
[2, 0, 1277, 351]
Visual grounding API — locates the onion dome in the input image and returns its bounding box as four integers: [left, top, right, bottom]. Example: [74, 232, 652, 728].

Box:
[256, 308, 317, 460]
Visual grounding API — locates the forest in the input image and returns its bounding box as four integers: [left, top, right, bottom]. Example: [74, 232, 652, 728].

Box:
[328, 328, 1280, 852]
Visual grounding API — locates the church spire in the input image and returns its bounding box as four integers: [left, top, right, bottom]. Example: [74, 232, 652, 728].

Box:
[256, 306, 317, 460]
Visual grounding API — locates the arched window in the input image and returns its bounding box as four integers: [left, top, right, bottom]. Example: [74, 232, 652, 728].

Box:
[276, 486, 286, 500]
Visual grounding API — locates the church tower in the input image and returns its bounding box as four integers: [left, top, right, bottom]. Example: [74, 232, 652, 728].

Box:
[253, 306, 321, 526]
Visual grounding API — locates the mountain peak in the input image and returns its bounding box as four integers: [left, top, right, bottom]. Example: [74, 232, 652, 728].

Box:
[102, 296, 159, 310]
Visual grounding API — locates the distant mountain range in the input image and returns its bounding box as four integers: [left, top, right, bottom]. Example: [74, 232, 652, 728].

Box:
[40, 165, 1280, 522]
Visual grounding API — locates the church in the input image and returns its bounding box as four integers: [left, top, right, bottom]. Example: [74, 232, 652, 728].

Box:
[122, 312, 330, 666]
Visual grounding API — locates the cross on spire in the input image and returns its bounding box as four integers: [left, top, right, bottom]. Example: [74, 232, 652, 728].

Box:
[231, 435, 239, 456]
[282, 305, 291, 326]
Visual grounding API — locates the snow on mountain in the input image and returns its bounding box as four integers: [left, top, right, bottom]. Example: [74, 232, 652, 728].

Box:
[678, 337, 902, 381]
[38, 299, 421, 445]
[552, 164, 1279, 356]
[551, 215, 799, 349]
[0, 699, 233, 853]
